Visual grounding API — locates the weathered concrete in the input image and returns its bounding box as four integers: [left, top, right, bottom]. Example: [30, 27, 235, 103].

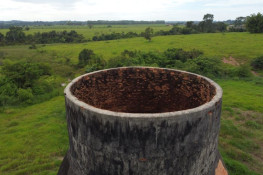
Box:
[59, 67, 223, 175]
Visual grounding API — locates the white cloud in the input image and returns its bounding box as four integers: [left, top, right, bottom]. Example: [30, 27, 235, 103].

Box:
[205, 0, 263, 7]
[0, 0, 262, 21]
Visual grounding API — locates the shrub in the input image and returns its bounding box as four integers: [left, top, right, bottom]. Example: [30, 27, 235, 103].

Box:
[17, 88, 33, 104]
[78, 49, 95, 67]
[164, 48, 203, 64]
[0, 61, 55, 106]
[251, 56, 263, 70]
[2, 61, 51, 88]
[29, 44, 37, 49]
[235, 65, 252, 78]
[0, 78, 18, 106]
[85, 57, 107, 73]
[32, 76, 54, 95]
[185, 57, 224, 78]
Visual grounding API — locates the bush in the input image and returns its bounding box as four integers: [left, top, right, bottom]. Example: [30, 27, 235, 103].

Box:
[86, 48, 252, 79]
[85, 57, 107, 73]
[0, 78, 18, 106]
[29, 44, 37, 49]
[107, 48, 203, 70]
[251, 56, 263, 70]
[17, 88, 33, 104]
[185, 57, 224, 78]
[235, 65, 252, 78]
[32, 76, 54, 95]
[1, 61, 51, 88]
[0, 60, 57, 106]
[78, 49, 95, 67]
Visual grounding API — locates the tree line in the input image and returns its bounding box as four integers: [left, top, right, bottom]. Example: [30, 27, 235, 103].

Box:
[1, 13, 263, 45]
[0, 20, 165, 29]
[0, 26, 85, 45]
[87, 20, 165, 25]
[89, 13, 263, 42]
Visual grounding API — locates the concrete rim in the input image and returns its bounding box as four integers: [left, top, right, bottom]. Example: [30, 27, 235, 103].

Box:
[64, 67, 223, 118]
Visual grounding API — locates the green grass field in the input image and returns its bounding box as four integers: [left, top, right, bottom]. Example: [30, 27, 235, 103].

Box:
[1, 32, 263, 65]
[0, 24, 172, 40]
[0, 96, 68, 175]
[0, 28, 263, 175]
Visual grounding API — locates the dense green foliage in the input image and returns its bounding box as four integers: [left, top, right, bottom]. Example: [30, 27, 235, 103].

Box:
[144, 27, 154, 41]
[83, 48, 252, 80]
[5, 26, 26, 43]
[0, 27, 85, 45]
[92, 31, 139, 41]
[156, 16, 227, 36]
[30, 30, 85, 44]
[78, 49, 96, 67]
[0, 32, 5, 43]
[251, 56, 263, 70]
[246, 13, 263, 33]
[0, 61, 59, 106]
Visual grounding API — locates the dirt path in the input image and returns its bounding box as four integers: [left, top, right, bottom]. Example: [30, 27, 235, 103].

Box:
[222, 56, 261, 77]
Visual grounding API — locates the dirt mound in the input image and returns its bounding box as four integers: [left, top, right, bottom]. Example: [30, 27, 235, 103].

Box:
[222, 56, 240, 66]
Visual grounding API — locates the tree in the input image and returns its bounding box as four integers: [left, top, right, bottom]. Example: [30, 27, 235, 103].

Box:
[251, 56, 263, 70]
[186, 21, 194, 28]
[88, 24, 93, 29]
[78, 49, 95, 66]
[0, 32, 4, 43]
[5, 26, 26, 43]
[203, 14, 214, 22]
[246, 13, 263, 33]
[25, 26, 30, 31]
[215, 22, 227, 32]
[201, 13, 215, 33]
[234, 16, 246, 26]
[144, 27, 154, 41]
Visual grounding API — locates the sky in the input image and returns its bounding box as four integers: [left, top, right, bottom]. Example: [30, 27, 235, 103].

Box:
[1, 0, 263, 21]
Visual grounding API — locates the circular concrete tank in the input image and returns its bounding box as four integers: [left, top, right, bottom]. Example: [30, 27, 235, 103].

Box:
[60, 67, 223, 175]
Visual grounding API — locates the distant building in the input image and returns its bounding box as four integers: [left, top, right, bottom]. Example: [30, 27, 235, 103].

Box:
[228, 24, 246, 31]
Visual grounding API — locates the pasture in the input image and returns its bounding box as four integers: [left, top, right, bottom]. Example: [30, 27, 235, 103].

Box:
[1, 32, 263, 64]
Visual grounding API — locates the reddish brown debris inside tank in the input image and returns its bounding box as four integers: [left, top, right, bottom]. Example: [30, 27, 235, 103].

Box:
[71, 68, 216, 113]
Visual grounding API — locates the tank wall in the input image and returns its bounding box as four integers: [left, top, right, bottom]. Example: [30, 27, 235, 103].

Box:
[65, 96, 222, 175]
